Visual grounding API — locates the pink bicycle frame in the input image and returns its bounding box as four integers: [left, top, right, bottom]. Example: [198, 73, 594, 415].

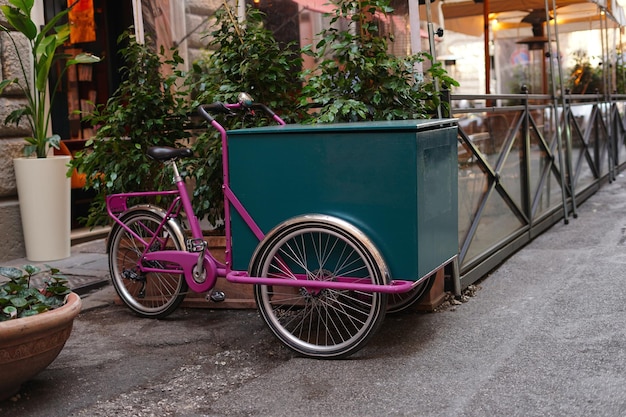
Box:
[106, 102, 423, 295]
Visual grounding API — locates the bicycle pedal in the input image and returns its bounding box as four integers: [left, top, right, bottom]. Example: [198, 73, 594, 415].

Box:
[207, 291, 226, 303]
[186, 238, 207, 252]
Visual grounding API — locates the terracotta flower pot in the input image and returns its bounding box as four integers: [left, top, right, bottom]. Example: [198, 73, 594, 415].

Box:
[0, 292, 82, 401]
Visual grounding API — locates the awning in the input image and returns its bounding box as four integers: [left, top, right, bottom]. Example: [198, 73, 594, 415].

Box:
[441, 0, 624, 36]
[441, 0, 594, 20]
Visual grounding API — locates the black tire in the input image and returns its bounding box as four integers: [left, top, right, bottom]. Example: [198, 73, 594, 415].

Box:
[250, 215, 388, 359]
[386, 273, 436, 314]
[107, 209, 187, 318]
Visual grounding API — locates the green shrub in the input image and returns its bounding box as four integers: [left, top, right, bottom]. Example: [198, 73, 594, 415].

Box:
[299, 0, 457, 123]
[71, 32, 192, 227]
[182, 4, 304, 227]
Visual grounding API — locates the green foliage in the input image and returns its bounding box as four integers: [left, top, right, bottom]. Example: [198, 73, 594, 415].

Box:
[0, 0, 100, 158]
[299, 0, 458, 123]
[182, 4, 304, 227]
[70, 32, 192, 227]
[0, 265, 70, 321]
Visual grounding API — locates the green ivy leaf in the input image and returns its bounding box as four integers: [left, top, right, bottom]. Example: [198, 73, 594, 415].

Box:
[10, 296, 28, 308]
[0, 267, 24, 279]
[3, 305, 17, 319]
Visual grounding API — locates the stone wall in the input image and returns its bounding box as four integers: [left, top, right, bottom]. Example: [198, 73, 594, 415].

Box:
[184, 0, 222, 64]
[0, 25, 32, 261]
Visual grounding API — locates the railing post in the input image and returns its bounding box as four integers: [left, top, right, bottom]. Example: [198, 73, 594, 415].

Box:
[549, 72, 570, 224]
[562, 89, 577, 219]
[521, 85, 531, 222]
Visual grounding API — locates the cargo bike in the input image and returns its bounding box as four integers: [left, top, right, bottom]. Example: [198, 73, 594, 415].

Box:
[105, 94, 458, 359]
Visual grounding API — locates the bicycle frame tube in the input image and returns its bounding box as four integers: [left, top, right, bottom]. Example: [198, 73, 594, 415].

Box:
[214, 107, 285, 271]
[226, 270, 428, 294]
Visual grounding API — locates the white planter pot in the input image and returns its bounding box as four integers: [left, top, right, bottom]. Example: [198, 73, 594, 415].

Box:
[13, 156, 71, 261]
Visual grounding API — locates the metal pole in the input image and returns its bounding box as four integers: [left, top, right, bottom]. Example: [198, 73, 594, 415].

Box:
[409, 0, 424, 82]
[424, 0, 442, 118]
[452, 256, 461, 298]
[132, 0, 145, 44]
[484, 0, 490, 95]
[602, 11, 616, 182]
[550, 0, 577, 218]
[544, 0, 570, 224]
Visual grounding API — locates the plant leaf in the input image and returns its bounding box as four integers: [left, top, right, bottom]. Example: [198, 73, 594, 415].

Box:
[0, 4, 37, 40]
[10, 296, 28, 308]
[67, 53, 101, 65]
[0, 266, 24, 279]
[2, 305, 17, 319]
[23, 264, 39, 275]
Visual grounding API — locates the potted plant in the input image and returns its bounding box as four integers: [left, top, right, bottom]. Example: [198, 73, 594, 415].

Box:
[0, 0, 99, 261]
[0, 265, 82, 401]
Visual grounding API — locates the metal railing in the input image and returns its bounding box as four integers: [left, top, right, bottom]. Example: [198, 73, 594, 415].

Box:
[451, 91, 626, 288]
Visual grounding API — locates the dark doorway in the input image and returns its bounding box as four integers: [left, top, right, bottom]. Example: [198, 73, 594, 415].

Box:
[46, 0, 134, 140]
[45, 0, 134, 229]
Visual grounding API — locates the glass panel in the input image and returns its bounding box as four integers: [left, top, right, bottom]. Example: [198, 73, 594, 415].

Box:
[534, 163, 565, 219]
[498, 126, 524, 212]
[527, 107, 564, 219]
[462, 189, 525, 268]
[616, 103, 626, 166]
[569, 111, 595, 192]
[458, 162, 488, 249]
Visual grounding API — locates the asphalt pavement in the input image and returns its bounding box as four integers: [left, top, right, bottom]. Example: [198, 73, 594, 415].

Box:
[2, 176, 626, 416]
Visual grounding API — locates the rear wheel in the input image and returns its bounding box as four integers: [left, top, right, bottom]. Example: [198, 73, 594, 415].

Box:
[108, 209, 187, 318]
[250, 215, 388, 359]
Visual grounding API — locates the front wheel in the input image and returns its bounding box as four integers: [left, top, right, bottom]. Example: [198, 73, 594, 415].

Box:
[250, 215, 388, 359]
[107, 208, 188, 318]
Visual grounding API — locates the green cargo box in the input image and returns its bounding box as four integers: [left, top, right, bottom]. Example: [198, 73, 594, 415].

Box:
[227, 119, 458, 281]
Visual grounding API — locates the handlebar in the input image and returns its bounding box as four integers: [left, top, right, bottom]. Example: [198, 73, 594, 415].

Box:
[197, 100, 280, 123]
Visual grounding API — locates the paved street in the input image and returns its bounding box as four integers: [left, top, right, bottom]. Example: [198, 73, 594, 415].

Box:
[2, 177, 626, 416]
